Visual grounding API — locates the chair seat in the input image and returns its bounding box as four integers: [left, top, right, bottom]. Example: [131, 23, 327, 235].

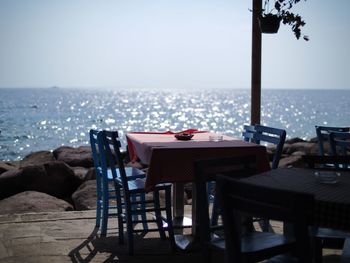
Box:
[107, 167, 145, 181]
[117, 177, 172, 192]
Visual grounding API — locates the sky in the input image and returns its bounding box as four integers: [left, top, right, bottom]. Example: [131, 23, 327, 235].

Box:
[0, 0, 349, 90]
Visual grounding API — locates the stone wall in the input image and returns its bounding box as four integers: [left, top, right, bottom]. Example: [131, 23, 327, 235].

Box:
[0, 137, 321, 214]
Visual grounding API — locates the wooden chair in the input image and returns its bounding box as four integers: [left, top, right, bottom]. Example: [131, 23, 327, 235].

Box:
[241, 124, 286, 232]
[242, 124, 256, 142]
[216, 175, 314, 263]
[302, 155, 350, 263]
[315, 126, 349, 156]
[243, 124, 287, 169]
[329, 131, 350, 157]
[194, 155, 258, 263]
[89, 129, 146, 237]
[99, 130, 175, 255]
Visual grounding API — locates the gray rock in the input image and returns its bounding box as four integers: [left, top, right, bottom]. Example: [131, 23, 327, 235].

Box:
[285, 137, 307, 144]
[71, 180, 97, 210]
[53, 146, 93, 168]
[0, 161, 80, 200]
[278, 155, 304, 168]
[285, 142, 318, 155]
[20, 151, 55, 167]
[85, 167, 96, 180]
[0, 191, 73, 215]
[0, 161, 17, 175]
[71, 166, 90, 182]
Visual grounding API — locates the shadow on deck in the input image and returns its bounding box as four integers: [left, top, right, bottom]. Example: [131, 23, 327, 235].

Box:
[0, 208, 342, 262]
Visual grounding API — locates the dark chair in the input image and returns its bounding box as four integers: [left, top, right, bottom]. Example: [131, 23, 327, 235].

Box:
[329, 131, 350, 157]
[89, 129, 146, 237]
[243, 124, 287, 169]
[315, 126, 349, 156]
[302, 155, 350, 263]
[99, 130, 175, 255]
[216, 175, 314, 263]
[194, 155, 258, 263]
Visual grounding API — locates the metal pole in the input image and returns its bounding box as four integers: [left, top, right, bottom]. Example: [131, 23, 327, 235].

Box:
[251, 0, 262, 125]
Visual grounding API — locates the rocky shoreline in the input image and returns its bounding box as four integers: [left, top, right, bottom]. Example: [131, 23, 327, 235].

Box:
[0, 137, 321, 215]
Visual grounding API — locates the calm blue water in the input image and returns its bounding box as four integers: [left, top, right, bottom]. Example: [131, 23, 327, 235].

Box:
[0, 88, 349, 161]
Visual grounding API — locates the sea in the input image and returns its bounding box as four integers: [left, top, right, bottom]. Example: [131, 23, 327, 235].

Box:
[0, 87, 349, 161]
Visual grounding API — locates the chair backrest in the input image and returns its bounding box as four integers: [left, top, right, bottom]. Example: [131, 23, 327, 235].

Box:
[242, 125, 256, 142]
[216, 175, 314, 263]
[194, 155, 257, 246]
[315, 126, 350, 156]
[89, 129, 105, 198]
[99, 130, 129, 189]
[243, 124, 286, 169]
[329, 131, 350, 157]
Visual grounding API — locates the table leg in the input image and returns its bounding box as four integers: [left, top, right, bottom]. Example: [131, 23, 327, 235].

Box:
[173, 182, 200, 251]
[173, 182, 184, 218]
[172, 182, 192, 230]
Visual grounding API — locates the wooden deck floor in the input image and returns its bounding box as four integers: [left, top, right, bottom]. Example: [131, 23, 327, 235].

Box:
[0, 207, 343, 263]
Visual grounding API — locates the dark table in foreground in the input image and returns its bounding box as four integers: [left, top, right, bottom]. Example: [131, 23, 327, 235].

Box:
[241, 167, 350, 232]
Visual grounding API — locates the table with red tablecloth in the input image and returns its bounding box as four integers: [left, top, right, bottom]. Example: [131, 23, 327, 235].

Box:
[127, 131, 270, 216]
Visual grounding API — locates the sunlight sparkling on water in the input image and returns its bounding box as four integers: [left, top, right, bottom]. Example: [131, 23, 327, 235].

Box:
[0, 88, 349, 160]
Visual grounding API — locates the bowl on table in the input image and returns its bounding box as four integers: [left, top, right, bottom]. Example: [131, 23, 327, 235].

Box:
[174, 133, 194, 141]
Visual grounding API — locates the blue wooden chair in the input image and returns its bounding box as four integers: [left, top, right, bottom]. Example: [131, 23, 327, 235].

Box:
[315, 126, 349, 156]
[211, 124, 286, 229]
[216, 175, 314, 263]
[89, 129, 146, 238]
[243, 124, 287, 169]
[242, 124, 256, 142]
[329, 131, 350, 157]
[99, 130, 175, 255]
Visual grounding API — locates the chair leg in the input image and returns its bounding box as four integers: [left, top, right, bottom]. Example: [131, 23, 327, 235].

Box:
[126, 208, 135, 255]
[101, 195, 109, 236]
[314, 238, 323, 263]
[95, 199, 102, 228]
[140, 193, 148, 230]
[154, 190, 166, 240]
[116, 186, 124, 244]
[211, 194, 220, 226]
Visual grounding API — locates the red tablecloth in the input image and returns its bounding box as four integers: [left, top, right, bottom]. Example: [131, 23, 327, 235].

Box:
[127, 132, 270, 191]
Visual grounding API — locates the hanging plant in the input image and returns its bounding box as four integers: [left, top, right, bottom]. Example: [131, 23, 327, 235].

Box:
[260, 0, 309, 41]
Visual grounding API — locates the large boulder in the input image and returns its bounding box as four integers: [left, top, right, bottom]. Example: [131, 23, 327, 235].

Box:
[285, 137, 306, 144]
[19, 151, 55, 167]
[71, 180, 97, 210]
[285, 142, 318, 155]
[0, 161, 80, 200]
[53, 146, 93, 168]
[0, 191, 73, 215]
